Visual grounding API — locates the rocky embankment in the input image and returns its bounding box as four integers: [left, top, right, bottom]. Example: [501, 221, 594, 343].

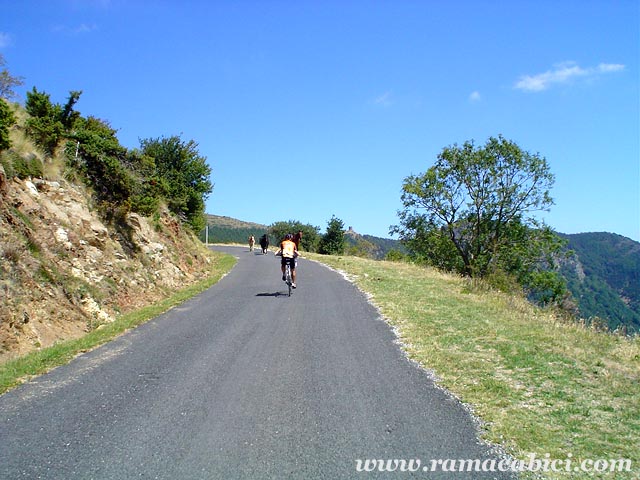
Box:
[0, 166, 214, 362]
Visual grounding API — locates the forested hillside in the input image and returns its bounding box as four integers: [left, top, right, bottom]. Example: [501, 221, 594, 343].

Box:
[559, 232, 640, 333]
[202, 215, 270, 245]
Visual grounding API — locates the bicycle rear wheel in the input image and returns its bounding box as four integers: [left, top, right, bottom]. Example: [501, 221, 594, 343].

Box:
[285, 264, 292, 296]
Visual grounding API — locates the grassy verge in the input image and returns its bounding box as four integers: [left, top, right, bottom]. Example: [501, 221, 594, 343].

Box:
[306, 252, 639, 480]
[0, 250, 236, 395]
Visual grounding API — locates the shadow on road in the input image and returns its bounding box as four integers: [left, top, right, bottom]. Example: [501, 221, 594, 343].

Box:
[256, 292, 289, 298]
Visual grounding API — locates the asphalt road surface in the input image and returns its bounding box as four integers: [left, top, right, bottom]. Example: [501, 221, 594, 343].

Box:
[0, 246, 516, 479]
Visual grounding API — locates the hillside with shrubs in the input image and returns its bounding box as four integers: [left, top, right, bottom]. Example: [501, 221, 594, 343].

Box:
[0, 62, 220, 361]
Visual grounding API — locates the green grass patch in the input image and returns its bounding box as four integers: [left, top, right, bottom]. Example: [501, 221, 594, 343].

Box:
[0, 251, 235, 395]
[307, 253, 639, 480]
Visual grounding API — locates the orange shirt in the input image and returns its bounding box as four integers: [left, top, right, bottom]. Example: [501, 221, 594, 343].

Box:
[280, 240, 296, 258]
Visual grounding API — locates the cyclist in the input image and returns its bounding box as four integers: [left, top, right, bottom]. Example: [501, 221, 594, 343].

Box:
[274, 233, 299, 288]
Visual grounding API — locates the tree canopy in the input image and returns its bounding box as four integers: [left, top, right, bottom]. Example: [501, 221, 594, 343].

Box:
[140, 136, 213, 232]
[269, 220, 320, 252]
[393, 136, 567, 303]
[0, 99, 15, 152]
[318, 215, 346, 255]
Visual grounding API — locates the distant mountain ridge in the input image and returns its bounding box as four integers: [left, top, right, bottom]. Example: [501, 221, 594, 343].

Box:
[558, 232, 640, 333]
[205, 214, 267, 231]
[343, 226, 404, 259]
[202, 215, 270, 244]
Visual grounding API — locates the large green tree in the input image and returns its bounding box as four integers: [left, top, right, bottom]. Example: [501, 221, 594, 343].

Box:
[393, 136, 566, 301]
[140, 136, 212, 232]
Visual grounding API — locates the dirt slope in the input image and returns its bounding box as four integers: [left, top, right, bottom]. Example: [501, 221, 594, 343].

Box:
[0, 168, 215, 362]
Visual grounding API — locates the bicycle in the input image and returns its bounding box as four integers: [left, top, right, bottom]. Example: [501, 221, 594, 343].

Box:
[275, 252, 295, 296]
[284, 262, 293, 296]
[274, 236, 298, 296]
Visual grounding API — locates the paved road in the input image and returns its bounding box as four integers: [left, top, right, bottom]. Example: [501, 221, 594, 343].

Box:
[0, 246, 515, 479]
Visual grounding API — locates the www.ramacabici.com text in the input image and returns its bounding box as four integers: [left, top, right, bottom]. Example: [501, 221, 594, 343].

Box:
[355, 453, 633, 475]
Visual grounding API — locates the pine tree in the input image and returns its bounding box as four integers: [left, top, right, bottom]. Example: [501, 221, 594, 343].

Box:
[318, 216, 345, 255]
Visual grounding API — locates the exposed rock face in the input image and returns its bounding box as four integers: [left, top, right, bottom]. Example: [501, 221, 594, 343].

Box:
[0, 177, 213, 362]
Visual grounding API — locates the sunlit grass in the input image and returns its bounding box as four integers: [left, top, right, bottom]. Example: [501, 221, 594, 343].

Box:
[307, 252, 640, 480]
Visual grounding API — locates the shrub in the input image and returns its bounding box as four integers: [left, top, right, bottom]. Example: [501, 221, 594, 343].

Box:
[11, 153, 43, 179]
[0, 98, 16, 151]
[385, 249, 408, 262]
[2, 246, 20, 263]
[0, 150, 15, 177]
[0, 150, 43, 179]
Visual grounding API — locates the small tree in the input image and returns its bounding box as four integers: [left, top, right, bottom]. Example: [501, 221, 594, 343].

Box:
[25, 87, 64, 156]
[24, 88, 82, 157]
[0, 99, 16, 151]
[318, 215, 345, 255]
[0, 54, 24, 100]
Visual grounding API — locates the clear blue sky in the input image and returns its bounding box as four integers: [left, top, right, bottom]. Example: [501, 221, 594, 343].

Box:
[2, 0, 638, 240]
